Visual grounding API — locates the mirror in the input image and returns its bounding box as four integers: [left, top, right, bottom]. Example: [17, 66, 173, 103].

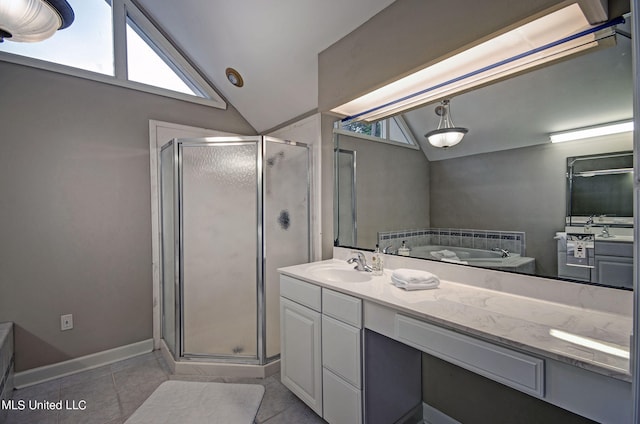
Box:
[334, 15, 633, 288]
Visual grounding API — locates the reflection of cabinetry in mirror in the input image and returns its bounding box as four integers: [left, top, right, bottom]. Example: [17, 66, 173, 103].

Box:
[560, 151, 634, 289]
[557, 239, 633, 289]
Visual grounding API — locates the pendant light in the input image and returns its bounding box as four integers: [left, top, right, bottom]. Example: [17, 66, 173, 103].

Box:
[424, 99, 468, 148]
[0, 0, 75, 43]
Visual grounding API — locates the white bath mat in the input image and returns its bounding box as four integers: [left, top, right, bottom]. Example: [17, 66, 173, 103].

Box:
[124, 380, 265, 424]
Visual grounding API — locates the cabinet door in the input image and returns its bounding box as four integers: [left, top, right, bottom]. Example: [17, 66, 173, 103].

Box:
[280, 297, 322, 415]
[593, 255, 633, 289]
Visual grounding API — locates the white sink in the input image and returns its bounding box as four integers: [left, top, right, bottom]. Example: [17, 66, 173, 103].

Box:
[308, 263, 373, 283]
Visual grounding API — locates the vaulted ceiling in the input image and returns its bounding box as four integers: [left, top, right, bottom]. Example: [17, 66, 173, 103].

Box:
[136, 0, 396, 132]
[136, 1, 632, 160]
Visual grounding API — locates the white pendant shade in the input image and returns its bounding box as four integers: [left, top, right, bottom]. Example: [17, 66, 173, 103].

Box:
[425, 99, 468, 148]
[0, 0, 73, 42]
[426, 129, 467, 148]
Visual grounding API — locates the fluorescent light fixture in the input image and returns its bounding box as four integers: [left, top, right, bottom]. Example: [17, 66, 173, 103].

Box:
[332, 4, 618, 122]
[549, 329, 629, 359]
[550, 120, 634, 143]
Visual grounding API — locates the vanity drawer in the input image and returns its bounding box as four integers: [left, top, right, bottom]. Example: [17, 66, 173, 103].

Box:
[395, 314, 544, 397]
[323, 368, 362, 424]
[322, 315, 361, 388]
[322, 289, 362, 328]
[595, 241, 633, 257]
[280, 275, 321, 312]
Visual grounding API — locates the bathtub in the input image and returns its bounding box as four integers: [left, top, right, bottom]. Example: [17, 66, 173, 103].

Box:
[409, 245, 535, 274]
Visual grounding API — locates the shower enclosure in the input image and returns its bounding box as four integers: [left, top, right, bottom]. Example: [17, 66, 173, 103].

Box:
[159, 136, 310, 365]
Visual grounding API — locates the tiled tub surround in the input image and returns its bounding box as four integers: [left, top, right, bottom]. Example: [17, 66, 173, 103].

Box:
[379, 228, 526, 256]
[1, 322, 14, 421]
[280, 247, 633, 422]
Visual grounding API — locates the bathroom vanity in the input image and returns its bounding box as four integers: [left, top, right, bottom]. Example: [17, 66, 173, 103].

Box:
[557, 229, 634, 289]
[279, 250, 632, 424]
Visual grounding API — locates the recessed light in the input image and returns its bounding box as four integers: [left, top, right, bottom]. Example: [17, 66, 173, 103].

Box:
[225, 68, 244, 87]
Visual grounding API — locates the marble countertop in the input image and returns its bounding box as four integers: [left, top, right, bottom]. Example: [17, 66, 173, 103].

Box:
[279, 259, 632, 382]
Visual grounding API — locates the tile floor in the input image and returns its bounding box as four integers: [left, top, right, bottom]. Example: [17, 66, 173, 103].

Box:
[3, 351, 326, 424]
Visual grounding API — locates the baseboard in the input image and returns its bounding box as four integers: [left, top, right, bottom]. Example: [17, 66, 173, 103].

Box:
[13, 339, 154, 389]
[423, 402, 461, 424]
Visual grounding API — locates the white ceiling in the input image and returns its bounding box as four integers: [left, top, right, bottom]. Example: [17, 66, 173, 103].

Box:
[136, 0, 396, 132]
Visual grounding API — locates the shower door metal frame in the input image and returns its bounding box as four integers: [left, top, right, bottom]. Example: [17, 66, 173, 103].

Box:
[159, 140, 180, 358]
[160, 136, 311, 366]
[334, 146, 358, 247]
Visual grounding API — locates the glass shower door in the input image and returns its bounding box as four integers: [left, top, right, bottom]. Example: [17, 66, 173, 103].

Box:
[264, 138, 310, 359]
[180, 141, 259, 359]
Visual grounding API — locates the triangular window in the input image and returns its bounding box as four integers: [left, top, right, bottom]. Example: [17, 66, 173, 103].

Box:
[123, 2, 222, 103]
[126, 17, 199, 96]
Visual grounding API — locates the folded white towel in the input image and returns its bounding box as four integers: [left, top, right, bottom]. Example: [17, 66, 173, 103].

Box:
[391, 275, 440, 291]
[392, 268, 440, 284]
[390, 269, 440, 290]
[430, 249, 460, 261]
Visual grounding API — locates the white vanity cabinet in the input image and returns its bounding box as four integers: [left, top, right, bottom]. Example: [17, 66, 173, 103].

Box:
[280, 275, 323, 415]
[280, 275, 363, 424]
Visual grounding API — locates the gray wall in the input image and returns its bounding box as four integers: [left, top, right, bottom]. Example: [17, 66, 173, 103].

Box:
[0, 61, 255, 372]
[430, 134, 632, 277]
[336, 133, 430, 249]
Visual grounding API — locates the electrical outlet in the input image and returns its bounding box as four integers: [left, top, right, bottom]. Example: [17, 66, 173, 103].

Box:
[61, 314, 73, 331]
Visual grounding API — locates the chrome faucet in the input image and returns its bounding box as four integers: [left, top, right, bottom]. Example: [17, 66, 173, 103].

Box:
[600, 225, 611, 238]
[382, 245, 396, 254]
[492, 248, 510, 258]
[347, 252, 373, 272]
[585, 215, 595, 228]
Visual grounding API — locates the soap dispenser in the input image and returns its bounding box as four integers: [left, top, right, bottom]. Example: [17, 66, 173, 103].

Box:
[372, 244, 384, 276]
[398, 240, 411, 256]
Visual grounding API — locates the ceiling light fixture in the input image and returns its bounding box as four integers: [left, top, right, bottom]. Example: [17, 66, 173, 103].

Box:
[549, 120, 633, 143]
[332, 4, 622, 122]
[0, 0, 74, 43]
[225, 67, 244, 87]
[424, 99, 468, 148]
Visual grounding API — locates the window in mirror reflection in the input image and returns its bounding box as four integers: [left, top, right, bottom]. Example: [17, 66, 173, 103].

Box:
[337, 116, 418, 148]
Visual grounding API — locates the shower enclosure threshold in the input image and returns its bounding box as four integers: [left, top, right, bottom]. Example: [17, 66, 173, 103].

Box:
[159, 340, 280, 379]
